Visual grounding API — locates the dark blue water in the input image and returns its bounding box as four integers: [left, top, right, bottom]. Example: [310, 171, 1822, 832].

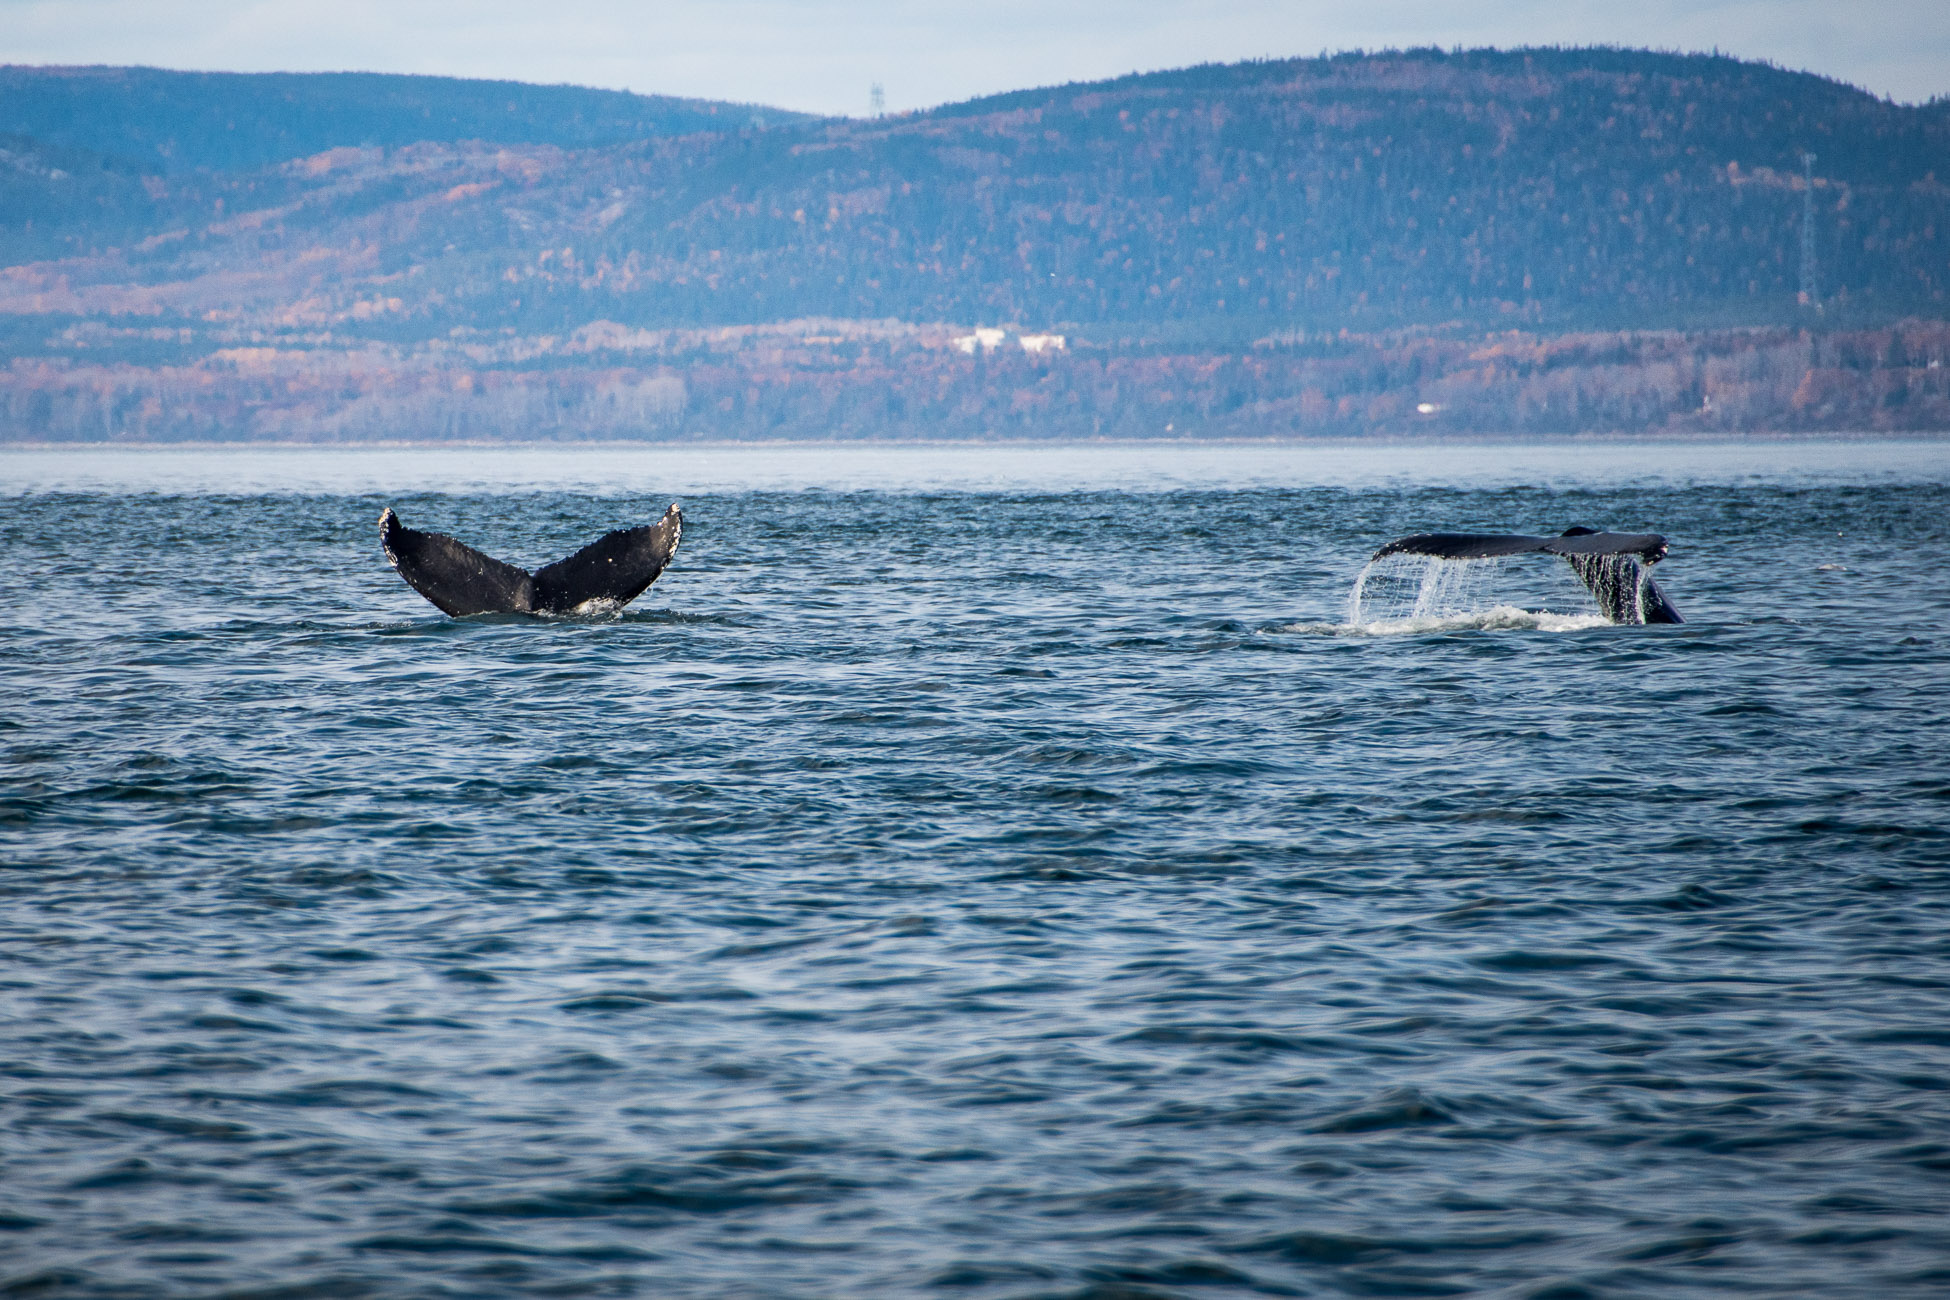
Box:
[5, 442, 1950, 1299]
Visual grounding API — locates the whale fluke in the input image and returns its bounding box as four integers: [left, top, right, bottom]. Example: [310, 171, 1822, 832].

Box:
[379, 504, 682, 617]
[1372, 528, 1668, 564]
[1370, 527, 1682, 624]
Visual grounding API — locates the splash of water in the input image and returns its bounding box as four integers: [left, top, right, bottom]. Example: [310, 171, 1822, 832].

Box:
[1348, 554, 1517, 625]
[1344, 552, 1624, 629]
[1287, 606, 1615, 637]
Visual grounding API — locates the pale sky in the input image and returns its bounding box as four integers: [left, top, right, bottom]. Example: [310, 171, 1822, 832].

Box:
[5, 0, 1946, 114]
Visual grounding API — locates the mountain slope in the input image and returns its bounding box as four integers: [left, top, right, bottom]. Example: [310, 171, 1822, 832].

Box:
[0, 65, 809, 174]
[15, 46, 1941, 337]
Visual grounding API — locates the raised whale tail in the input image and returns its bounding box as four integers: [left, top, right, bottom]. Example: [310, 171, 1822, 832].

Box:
[1369, 527, 1682, 624]
[378, 504, 682, 617]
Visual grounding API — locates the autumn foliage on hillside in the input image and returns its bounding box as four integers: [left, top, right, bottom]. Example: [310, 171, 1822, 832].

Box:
[8, 321, 1948, 442]
[2, 49, 1948, 439]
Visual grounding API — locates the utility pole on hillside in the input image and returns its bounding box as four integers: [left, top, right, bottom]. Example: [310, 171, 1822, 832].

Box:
[1799, 151, 1821, 313]
[869, 83, 885, 118]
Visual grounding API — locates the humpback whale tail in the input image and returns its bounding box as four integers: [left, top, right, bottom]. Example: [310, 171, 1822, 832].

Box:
[379, 504, 682, 617]
[1363, 527, 1682, 625]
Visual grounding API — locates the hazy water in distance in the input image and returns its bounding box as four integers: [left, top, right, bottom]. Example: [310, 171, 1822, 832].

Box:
[9, 437, 1950, 495]
[4, 440, 1949, 1299]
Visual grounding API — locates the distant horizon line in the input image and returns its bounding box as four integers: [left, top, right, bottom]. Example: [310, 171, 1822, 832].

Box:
[8, 431, 1947, 455]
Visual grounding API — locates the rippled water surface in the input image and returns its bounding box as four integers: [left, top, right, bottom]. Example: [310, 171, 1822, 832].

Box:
[4, 441, 1950, 1299]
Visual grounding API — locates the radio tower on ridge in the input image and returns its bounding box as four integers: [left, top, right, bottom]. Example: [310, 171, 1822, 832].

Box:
[1799, 151, 1820, 311]
[869, 83, 885, 118]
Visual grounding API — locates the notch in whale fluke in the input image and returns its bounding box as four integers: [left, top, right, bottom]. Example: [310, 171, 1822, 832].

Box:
[378, 504, 682, 617]
[1369, 527, 1682, 624]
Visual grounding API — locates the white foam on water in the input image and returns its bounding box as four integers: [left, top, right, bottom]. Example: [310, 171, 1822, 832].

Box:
[1284, 606, 1616, 637]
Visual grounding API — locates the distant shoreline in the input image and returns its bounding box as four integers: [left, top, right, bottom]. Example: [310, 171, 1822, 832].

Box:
[6, 430, 1949, 452]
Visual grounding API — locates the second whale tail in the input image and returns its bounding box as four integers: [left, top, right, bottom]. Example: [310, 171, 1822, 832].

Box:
[379, 504, 682, 617]
[1369, 527, 1682, 624]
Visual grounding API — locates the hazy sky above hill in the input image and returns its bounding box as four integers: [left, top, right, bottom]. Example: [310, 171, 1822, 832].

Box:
[4, 0, 1945, 112]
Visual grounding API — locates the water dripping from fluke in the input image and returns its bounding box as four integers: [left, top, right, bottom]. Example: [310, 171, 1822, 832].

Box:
[1343, 528, 1683, 632]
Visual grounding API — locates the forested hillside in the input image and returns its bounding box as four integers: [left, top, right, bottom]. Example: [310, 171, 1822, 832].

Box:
[0, 65, 800, 173]
[3, 50, 1948, 439]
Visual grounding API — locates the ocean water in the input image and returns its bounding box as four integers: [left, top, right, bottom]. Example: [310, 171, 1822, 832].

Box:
[3, 440, 1949, 1299]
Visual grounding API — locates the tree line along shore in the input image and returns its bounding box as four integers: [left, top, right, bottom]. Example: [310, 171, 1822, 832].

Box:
[8, 321, 1946, 442]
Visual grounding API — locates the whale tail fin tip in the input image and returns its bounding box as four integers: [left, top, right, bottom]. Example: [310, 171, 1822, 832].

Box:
[530, 504, 683, 614]
[379, 508, 536, 617]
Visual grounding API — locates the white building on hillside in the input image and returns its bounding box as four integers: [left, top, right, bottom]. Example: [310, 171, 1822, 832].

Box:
[951, 328, 1068, 355]
[952, 327, 1008, 354]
